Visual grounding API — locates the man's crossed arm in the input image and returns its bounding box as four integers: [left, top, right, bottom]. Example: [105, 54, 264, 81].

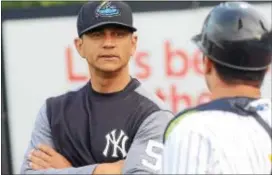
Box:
[21, 104, 124, 174]
[21, 103, 173, 174]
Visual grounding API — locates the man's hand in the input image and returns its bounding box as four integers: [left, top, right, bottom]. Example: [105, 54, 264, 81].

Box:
[93, 160, 124, 174]
[29, 144, 72, 170]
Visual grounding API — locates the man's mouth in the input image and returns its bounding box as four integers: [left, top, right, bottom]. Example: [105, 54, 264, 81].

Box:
[98, 54, 119, 60]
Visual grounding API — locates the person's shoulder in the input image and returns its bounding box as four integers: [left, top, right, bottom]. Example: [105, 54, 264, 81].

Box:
[131, 79, 174, 128]
[247, 98, 271, 110]
[173, 96, 266, 115]
[248, 98, 271, 124]
[163, 96, 269, 142]
[163, 98, 232, 142]
[163, 105, 199, 142]
[46, 82, 88, 106]
[133, 80, 171, 112]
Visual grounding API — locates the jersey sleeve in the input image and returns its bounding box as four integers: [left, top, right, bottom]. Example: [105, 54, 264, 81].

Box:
[162, 111, 215, 174]
[122, 110, 174, 174]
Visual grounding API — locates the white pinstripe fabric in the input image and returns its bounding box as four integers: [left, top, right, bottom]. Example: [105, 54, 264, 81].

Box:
[162, 98, 271, 174]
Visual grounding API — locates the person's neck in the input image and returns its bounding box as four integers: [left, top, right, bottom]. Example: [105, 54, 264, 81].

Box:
[90, 67, 131, 94]
[211, 84, 261, 100]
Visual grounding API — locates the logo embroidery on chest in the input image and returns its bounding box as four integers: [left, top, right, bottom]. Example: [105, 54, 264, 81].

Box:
[103, 129, 129, 158]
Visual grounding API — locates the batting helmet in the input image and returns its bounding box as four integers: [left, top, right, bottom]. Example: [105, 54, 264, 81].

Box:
[192, 1, 272, 71]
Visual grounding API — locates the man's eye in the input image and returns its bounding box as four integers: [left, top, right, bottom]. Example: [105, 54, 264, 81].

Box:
[91, 32, 103, 37]
[115, 31, 126, 37]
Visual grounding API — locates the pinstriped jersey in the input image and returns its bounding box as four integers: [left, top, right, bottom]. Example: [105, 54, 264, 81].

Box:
[162, 97, 271, 174]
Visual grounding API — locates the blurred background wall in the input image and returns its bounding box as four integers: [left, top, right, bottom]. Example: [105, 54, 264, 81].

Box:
[1, 1, 271, 174]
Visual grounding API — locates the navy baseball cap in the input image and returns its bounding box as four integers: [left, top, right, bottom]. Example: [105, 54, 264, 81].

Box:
[77, 1, 137, 37]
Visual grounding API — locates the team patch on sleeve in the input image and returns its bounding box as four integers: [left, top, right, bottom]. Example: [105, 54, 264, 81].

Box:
[164, 110, 196, 141]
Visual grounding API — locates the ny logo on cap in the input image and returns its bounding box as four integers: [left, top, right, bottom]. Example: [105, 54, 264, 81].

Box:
[95, 1, 121, 18]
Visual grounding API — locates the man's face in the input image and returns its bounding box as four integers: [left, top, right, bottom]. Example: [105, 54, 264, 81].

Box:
[75, 25, 137, 73]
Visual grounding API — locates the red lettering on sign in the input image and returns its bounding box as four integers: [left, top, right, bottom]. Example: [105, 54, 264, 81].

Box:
[135, 51, 151, 80]
[193, 49, 205, 75]
[170, 85, 191, 113]
[165, 41, 189, 78]
[155, 85, 211, 114]
[156, 88, 166, 102]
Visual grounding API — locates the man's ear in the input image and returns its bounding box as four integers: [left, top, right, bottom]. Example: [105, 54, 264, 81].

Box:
[203, 56, 213, 74]
[266, 66, 271, 74]
[74, 37, 85, 58]
[130, 33, 138, 56]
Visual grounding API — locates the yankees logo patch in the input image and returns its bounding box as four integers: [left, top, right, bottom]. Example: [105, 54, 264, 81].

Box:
[103, 129, 129, 158]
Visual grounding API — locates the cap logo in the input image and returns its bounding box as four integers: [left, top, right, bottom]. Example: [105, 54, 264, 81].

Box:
[95, 1, 120, 18]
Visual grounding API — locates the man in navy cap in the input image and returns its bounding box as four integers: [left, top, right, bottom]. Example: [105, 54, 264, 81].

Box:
[21, 1, 173, 174]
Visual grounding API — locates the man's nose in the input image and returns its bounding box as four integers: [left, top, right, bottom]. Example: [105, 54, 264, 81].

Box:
[102, 34, 116, 49]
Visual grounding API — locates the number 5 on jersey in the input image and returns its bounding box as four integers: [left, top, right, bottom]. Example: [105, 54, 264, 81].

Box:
[141, 140, 164, 172]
